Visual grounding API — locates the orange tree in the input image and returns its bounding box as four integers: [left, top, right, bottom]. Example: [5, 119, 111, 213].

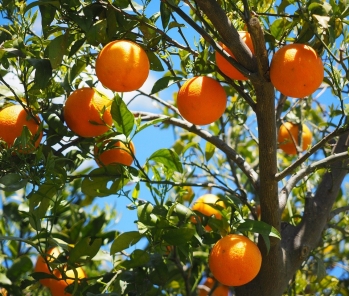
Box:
[0, 0, 349, 295]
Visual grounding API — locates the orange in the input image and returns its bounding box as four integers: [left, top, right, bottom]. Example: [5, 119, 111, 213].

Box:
[48, 266, 87, 296]
[0, 104, 42, 151]
[94, 140, 135, 166]
[191, 194, 225, 231]
[278, 122, 312, 155]
[95, 40, 150, 92]
[270, 43, 324, 98]
[63, 87, 113, 137]
[208, 234, 262, 286]
[198, 277, 229, 296]
[34, 247, 61, 287]
[177, 76, 227, 125]
[215, 31, 255, 81]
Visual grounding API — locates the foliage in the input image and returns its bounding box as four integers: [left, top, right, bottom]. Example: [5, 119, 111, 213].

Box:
[0, 0, 348, 295]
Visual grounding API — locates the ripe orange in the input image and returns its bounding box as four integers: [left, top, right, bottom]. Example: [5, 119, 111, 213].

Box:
[198, 277, 229, 296]
[177, 76, 227, 125]
[48, 266, 86, 296]
[94, 140, 135, 167]
[270, 43, 324, 98]
[0, 104, 42, 151]
[208, 234, 262, 286]
[278, 122, 312, 155]
[34, 247, 61, 287]
[215, 31, 255, 81]
[63, 87, 113, 137]
[95, 40, 150, 92]
[191, 194, 225, 231]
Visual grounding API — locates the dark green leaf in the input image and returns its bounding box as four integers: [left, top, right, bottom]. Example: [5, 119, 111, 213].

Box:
[68, 237, 102, 264]
[162, 228, 195, 245]
[48, 34, 67, 69]
[86, 19, 108, 46]
[150, 76, 182, 94]
[81, 213, 106, 238]
[148, 149, 183, 173]
[111, 95, 135, 137]
[110, 231, 143, 255]
[68, 38, 86, 58]
[27, 58, 52, 89]
[114, 0, 129, 9]
[81, 166, 128, 198]
[6, 256, 33, 281]
[237, 219, 281, 253]
[0, 173, 27, 191]
[120, 249, 150, 268]
[168, 21, 185, 30]
[147, 50, 164, 71]
[160, 2, 171, 29]
[39, 4, 56, 38]
[314, 255, 327, 281]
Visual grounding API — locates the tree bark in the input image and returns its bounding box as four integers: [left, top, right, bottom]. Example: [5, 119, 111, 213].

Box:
[279, 130, 349, 290]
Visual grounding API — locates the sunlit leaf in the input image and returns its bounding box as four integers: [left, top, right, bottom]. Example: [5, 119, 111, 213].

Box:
[148, 148, 183, 173]
[110, 231, 143, 255]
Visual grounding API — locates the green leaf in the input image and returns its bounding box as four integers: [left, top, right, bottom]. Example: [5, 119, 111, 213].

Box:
[136, 116, 169, 133]
[147, 50, 164, 71]
[24, 1, 60, 13]
[110, 231, 143, 255]
[270, 18, 291, 40]
[168, 21, 185, 30]
[205, 141, 215, 162]
[81, 166, 128, 198]
[28, 184, 57, 231]
[0, 273, 12, 285]
[148, 255, 169, 285]
[160, 1, 171, 29]
[114, 0, 129, 9]
[120, 249, 150, 268]
[148, 149, 183, 173]
[81, 213, 106, 238]
[39, 3, 57, 38]
[150, 76, 182, 94]
[86, 19, 108, 46]
[68, 237, 102, 264]
[162, 228, 195, 245]
[314, 255, 327, 281]
[111, 95, 135, 137]
[27, 58, 52, 89]
[48, 34, 67, 69]
[237, 219, 281, 253]
[6, 256, 33, 281]
[0, 173, 27, 191]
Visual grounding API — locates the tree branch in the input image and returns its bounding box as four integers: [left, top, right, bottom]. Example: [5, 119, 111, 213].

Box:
[132, 111, 260, 190]
[280, 129, 349, 293]
[194, 0, 257, 76]
[279, 151, 349, 211]
[276, 124, 349, 181]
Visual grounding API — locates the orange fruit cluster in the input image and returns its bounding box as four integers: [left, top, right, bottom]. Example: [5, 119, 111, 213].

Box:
[208, 234, 262, 286]
[34, 247, 87, 296]
[0, 104, 42, 152]
[62, 40, 148, 166]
